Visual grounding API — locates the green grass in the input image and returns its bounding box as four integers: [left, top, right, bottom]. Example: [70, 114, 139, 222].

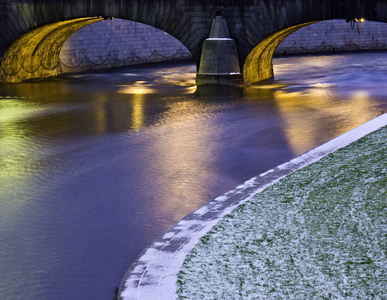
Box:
[178, 126, 387, 299]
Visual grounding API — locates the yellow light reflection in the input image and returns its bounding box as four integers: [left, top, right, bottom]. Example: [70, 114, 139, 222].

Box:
[183, 85, 198, 94]
[274, 87, 374, 156]
[348, 90, 374, 125]
[154, 72, 196, 86]
[0, 98, 44, 218]
[144, 100, 217, 223]
[132, 93, 144, 130]
[118, 81, 156, 94]
[153, 66, 197, 93]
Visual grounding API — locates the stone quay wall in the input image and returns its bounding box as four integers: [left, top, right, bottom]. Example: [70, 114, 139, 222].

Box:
[275, 19, 387, 56]
[59, 19, 387, 73]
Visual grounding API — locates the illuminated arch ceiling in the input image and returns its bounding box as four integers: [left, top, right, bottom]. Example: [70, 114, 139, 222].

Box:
[0, 17, 102, 83]
[243, 21, 317, 85]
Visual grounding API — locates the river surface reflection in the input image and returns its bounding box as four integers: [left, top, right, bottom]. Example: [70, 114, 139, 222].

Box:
[1, 52, 387, 300]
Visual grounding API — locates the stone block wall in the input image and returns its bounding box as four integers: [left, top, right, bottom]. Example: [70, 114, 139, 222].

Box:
[59, 18, 192, 73]
[275, 19, 387, 55]
[59, 18, 387, 74]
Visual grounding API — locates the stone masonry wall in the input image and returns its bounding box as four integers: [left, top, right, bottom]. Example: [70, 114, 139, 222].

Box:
[275, 19, 387, 55]
[59, 18, 192, 73]
[59, 19, 387, 73]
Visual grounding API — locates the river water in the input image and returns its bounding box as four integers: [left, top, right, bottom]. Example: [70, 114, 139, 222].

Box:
[1, 52, 387, 300]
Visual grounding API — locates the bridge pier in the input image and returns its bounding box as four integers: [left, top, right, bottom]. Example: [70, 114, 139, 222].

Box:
[196, 15, 243, 87]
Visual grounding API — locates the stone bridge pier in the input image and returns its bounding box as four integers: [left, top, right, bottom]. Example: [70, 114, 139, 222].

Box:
[196, 11, 243, 86]
[1, 0, 387, 86]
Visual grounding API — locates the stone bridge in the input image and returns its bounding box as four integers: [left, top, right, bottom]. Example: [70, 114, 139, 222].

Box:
[1, 0, 386, 85]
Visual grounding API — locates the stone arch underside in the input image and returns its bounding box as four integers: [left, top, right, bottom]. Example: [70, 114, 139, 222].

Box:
[236, 0, 387, 84]
[0, 16, 203, 84]
[0, 17, 103, 83]
[0, 15, 200, 83]
[243, 21, 317, 84]
[0, 0, 211, 83]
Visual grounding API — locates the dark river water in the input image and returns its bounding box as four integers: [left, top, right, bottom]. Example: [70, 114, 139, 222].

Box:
[1, 52, 387, 300]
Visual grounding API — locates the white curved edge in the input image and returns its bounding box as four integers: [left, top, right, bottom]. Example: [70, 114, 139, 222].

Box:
[118, 113, 387, 300]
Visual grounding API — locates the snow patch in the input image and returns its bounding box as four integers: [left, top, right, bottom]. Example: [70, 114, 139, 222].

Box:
[206, 38, 234, 41]
[162, 232, 175, 239]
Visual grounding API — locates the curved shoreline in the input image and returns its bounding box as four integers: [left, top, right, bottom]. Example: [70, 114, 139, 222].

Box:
[118, 113, 387, 300]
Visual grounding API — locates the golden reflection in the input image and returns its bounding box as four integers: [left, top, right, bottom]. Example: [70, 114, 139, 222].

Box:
[0, 99, 41, 124]
[348, 90, 374, 125]
[0, 129, 38, 221]
[273, 87, 374, 155]
[153, 66, 197, 93]
[118, 81, 155, 94]
[131, 93, 144, 129]
[145, 100, 215, 223]
[118, 79, 197, 95]
[154, 72, 196, 86]
[184, 86, 198, 94]
[0, 99, 40, 184]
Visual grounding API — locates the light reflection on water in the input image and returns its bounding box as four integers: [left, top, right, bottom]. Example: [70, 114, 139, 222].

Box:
[0, 54, 387, 300]
[272, 87, 375, 154]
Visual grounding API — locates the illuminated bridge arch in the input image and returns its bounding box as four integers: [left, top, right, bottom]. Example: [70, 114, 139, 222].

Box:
[0, 0, 212, 83]
[237, 1, 387, 85]
[1, 0, 387, 84]
[0, 18, 104, 83]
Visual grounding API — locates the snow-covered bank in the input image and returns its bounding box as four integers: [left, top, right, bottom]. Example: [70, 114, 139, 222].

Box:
[178, 123, 387, 299]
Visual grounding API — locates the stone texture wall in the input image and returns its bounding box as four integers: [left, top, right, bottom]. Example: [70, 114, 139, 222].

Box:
[59, 18, 387, 74]
[59, 18, 192, 73]
[275, 19, 387, 55]
[3, 0, 387, 70]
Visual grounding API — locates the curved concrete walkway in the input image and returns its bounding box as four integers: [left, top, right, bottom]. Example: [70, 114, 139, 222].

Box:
[118, 113, 387, 300]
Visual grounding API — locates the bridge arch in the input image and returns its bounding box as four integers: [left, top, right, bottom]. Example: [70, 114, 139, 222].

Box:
[0, 0, 212, 83]
[0, 17, 103, 83]
[0, 17, 193, 83]
[234, 0, 387, 85]
[242, 17, 387, 85]
[243, 21, 317, 84]
[2, 0, 387, 85]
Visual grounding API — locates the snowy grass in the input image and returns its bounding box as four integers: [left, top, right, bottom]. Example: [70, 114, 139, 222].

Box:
[177, 126, 387, 299]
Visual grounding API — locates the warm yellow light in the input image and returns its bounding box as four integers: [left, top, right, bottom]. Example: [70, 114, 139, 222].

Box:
[131, 94, 144, 130]
[0, 98, 40, 178]
[183, 86, 198, 94]
[272, 84, 374, 156]
[0, 17, 103, 83]
[118, 81, 155, 94]
[243, 21, 317, 84]
[360, 18, 365, 23]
